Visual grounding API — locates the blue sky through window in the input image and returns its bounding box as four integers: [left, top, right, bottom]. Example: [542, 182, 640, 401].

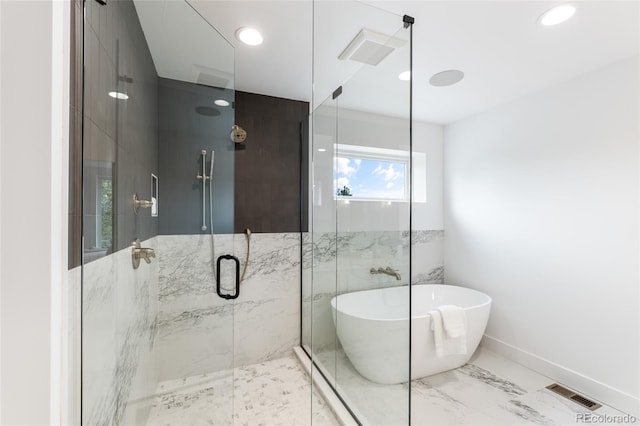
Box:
[334, 156, 407, 200]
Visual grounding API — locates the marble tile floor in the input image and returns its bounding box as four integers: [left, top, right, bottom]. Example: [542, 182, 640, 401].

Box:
[146, 354, 339, 426]
[314, 346, 638, 426]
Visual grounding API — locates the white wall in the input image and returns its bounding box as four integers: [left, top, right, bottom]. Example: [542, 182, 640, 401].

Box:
[0, 1, 69, 424]
[444, 56, 639, 415]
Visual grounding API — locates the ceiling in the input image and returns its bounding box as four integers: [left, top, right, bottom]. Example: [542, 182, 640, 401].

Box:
[137, 1, 639, 125]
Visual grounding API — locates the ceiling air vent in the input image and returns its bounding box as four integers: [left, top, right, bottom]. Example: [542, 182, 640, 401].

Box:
[546, 384, 602, 411]
[191, 64, 233, 90]
[338, 28, 406, 66]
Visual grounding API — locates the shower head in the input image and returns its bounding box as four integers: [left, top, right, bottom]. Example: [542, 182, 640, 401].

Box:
[230, 125, 247, 143]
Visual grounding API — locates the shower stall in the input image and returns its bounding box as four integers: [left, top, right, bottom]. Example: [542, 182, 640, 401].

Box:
[78, 0, 415, 424]
[80, 1, 245, 423]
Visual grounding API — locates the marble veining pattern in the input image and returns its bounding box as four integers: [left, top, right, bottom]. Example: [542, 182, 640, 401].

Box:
[156, 233, 301, 381]
[305, 230, 443, 264]
[146, 354, 338, 426]
[82, 251, 116, 315]
[158, 234, 234, 301]
[82, 236, 159, 426]
[156, 304, 234, 338]
[412, 266, 445, 284]
[404, 229, 445, 244]
[457, 363, 527, 396]
[303, 230, 443, 285]
[506, 399, 555, 425]
[312, 346, 636, 426]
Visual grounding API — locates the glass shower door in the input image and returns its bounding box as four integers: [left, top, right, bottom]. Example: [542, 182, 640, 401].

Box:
[334, 23, 412, 425]
[80, 0, 238, 424]
[309, 1, 413, 424]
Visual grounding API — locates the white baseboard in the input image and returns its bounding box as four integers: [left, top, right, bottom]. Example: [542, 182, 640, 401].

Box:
[480, 335, 640, 418]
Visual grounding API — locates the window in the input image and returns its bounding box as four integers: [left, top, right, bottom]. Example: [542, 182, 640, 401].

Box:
[333, 145, 410, 201]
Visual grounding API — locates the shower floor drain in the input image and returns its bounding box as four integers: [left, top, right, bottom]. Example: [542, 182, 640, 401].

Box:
[546, 383, 602, 411]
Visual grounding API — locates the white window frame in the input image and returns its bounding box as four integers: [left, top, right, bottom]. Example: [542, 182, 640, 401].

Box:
[334, 144, 411, 202]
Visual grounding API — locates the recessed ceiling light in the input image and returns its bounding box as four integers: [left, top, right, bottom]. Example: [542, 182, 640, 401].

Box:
[108, 91, 128, 100]
[214, 99, 230, 107]
[317, 148, 327, 152]
[236, 27, 263, 46]
[398, 71, 411, 81]
[538, 4, 576, 26]
[429, 70, 464, 87]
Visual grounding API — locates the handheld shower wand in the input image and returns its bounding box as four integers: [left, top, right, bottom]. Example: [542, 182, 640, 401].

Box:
[208, 150, 215, 235]
[196, 150, 211, 231]
[209, 150, 215, 178]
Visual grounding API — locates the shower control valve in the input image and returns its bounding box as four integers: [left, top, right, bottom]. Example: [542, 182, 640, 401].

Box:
[131, 239, 155, 269]
[133, 193, 153, 215]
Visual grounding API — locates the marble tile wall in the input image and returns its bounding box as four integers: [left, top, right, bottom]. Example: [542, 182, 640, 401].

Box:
[156, 232, 301, 382]
[82, 236, 159, 425]
[302, 229, 444, 350]
[65, 267, 82, 425]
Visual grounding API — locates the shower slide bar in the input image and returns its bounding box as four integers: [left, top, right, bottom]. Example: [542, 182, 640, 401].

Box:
[197, 146, 249, 300]
[196, 149, 210, 231]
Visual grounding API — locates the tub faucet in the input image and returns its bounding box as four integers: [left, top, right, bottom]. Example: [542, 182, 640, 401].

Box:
[370, 267, 401, 281]
[135, 247, 156, 264]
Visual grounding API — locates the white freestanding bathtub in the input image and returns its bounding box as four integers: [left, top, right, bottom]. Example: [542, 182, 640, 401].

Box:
[330, 284, 491, 384]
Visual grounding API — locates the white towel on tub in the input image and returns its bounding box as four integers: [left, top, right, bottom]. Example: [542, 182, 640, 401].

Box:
[429, 310, 445, 357]
[429, 306, 467, 357]
[439, 304, 467, 339]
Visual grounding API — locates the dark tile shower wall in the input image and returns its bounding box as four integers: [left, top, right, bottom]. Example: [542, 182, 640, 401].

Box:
[234, 92, 309, 233]
[157, 85, 309, 235]
[157, 78, 235, 235]
[74, 0, 159, 266]
[71, 1, 309, 262]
